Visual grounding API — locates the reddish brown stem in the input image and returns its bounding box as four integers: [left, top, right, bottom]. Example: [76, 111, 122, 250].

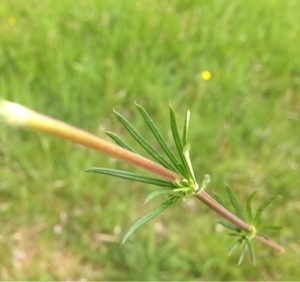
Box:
[255, 235, 284, 252]
[193, 191, 251, 232]
[16, 106, 284, 252]
[193, 191, 284, 252]
[25, 110, 178, 181]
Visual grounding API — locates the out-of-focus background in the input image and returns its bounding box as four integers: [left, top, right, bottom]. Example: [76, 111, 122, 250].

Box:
[1, 0, 299, 280]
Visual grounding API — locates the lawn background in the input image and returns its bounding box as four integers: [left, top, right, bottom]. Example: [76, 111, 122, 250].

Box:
[0, 0, 299, 280]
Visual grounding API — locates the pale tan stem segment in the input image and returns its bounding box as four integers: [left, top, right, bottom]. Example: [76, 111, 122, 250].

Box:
[255, 234, 284, 252]
[24, 109, 179, 181]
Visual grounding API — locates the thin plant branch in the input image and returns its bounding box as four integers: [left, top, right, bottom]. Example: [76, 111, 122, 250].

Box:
[0, 98, 284, 253]
[193, 192, 284, 252]
[0, 99, 178, 181]
[193, 191, 251, 232]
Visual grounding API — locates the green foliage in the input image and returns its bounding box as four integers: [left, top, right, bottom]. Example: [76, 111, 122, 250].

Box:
[105, 131, 137, 153]
[113, 108, 177, 172]
[216, 185, 281, 265]
[135, 102, 183, 174]
[120, 198, 177, 246]
[85, 167, 176, 188]
[87, 104, 209, 244]
[1, 0, 299, 279]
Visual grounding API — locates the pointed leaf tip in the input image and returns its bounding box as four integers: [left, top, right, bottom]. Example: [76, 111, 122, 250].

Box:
[254, 195, 280, 226]
[226, 184, 244, 219]
[121, 199, 176, 246]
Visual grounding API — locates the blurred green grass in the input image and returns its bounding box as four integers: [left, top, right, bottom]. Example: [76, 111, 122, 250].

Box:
[0, 0, 299, 280]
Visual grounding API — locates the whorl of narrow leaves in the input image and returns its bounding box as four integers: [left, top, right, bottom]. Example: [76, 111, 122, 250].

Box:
[215, 185, 281, 264]
[86, 104, 282, 256]
[88, 104, 202, 245]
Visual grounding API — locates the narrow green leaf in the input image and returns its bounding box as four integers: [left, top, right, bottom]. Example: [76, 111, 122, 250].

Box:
[183, 144, 197, 187]
[198, 174, 211, 192]
[177, 163, 187, 175]
[237, 243, 248, 265]
[113, 109, 175, 171]
[216, 220, 242, 232]
[214, 193, 229, 210]
[86, 167, 176, 188]
[226, 184, 244, 219]
[256, 233, 270, 240]
[105, 131, 137, 153]
[182, 110, 190, 147]
[246, 191, 257, 224]
[169, 106, 183, 149]
[257, 225, 282, 231]
[245, 238, 256, 265]
[254, 195, 279, 226]
[144, 190, 181, 205]
[227, 232, 243, 237]
[135, 102, 182, 174]
[228, 238, 243, 256]
[169, 106, 190, 178]
[121, 199, 176, 246]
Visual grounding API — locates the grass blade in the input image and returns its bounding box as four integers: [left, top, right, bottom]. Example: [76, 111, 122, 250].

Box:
[86, 167, 176, 188]
[113, 109, 175, 171]
[246, 191, 257, 224]
[254, 195, 279, 226]
[121, 199, 176, 246]
[135, 102, 182, 174]
[144, 190, 180, 205]
[226, 184, 244, 219]
[105, 131, 137, 153]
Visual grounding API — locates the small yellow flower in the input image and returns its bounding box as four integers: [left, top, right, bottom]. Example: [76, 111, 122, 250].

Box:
[201, 70, 212, 81]
[8, 17, 16, 26]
